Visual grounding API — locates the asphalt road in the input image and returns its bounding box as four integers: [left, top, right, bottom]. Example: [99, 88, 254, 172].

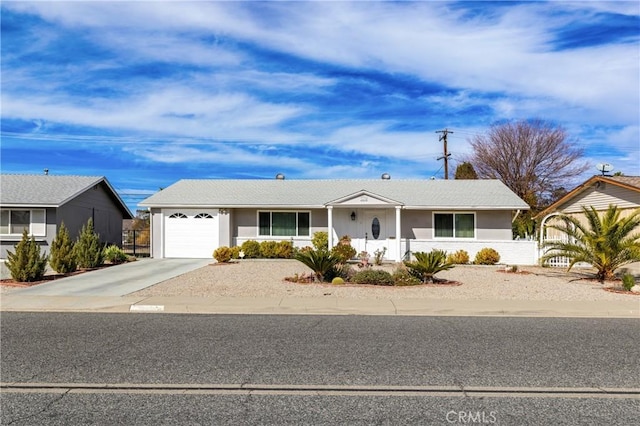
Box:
[2, 313, 639, 425]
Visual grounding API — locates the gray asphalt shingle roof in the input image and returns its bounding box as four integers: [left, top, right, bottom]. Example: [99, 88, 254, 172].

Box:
[0, 174, 133, 217]
[140, 179, 529, 210]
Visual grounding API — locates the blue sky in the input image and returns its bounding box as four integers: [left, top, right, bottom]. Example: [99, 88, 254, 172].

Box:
[1, 1, 639, 213]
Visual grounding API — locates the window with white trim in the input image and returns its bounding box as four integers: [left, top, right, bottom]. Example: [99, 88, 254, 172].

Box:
[194, 213, 214, 219]
[0, 209, 46, 236]
[258, 211, 310, 237]
[434, 213, 475, 238]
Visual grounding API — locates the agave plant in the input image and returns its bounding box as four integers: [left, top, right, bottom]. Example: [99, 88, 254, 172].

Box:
[294, 249, 340, 282]
[403, 249, 454, 283]
[541, 205, 640, 282]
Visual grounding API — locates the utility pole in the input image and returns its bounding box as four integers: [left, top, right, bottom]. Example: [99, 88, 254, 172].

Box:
[436, 129, 453, 179]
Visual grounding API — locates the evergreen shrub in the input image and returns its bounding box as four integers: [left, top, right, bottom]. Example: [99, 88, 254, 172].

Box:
[74, 218, 104, 268]
[49, 222, 77, 273]
[6, 229, 48, 282]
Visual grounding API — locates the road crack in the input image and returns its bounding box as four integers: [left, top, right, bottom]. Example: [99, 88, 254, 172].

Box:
[6, 388, 70, 425]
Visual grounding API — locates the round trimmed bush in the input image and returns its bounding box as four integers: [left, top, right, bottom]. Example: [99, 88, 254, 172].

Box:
[213, 246, 233, 263]
[474, 248, 501, 265]
[259, 241, 279, 258]
[446, 249, 469, 265]
[331, 277, 345, 285]
[275, 241, 294, 259]
[241, 240, 261, 258]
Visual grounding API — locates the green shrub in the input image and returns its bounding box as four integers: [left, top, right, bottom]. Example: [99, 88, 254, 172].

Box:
[275, 240, 294, 259]
[311, 231, 328, 252]
[446, 250, 469, 265]
[331, 277, 345, 285]
[392, 266, 422, 286]
[351, 269, 394, 286]
[259, 241, 279, 258]
[49, 222, 77, 273]
[294, 249, 340, 282]
[622, 274, 635, 291]
[474, 248, 501, 265]
[5, 229, 48, 282]
[74, 218, 104, 269]
[103, 245, 128, 264]
[230, 246, 241, 259]
[404, 249, 454, 283]
[213, 246, 233, 263]
[241, 240, 261, 258]
[331, 243, 357, 263]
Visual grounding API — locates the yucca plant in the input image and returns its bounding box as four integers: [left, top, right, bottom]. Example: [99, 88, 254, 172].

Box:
[404, 249, 454, 283]
[294, 249, 340, 282]
[540, 205, 640, 282]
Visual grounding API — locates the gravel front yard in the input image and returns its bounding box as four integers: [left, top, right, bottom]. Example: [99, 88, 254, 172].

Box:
[130, 260, 636, 301]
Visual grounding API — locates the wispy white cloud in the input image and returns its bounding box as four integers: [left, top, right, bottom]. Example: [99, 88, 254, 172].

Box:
[2, 0, 638, 201]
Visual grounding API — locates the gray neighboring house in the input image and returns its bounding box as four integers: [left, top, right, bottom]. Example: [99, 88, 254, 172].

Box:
[0, 174, 133, 258]
[139, 177, 538, 264]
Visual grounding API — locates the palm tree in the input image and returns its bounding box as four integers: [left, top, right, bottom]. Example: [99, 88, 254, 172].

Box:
[541, 205, 640, 282]
[403, 249, 454, 283]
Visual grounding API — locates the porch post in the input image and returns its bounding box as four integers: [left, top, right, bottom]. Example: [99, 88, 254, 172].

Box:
[395, 206, 402, 262]
[327, 206, 334, 249]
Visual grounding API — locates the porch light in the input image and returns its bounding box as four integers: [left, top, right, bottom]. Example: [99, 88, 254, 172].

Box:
[351, 211, 356, 221]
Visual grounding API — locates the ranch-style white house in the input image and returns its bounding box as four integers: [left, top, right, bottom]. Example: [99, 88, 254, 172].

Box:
[139, 176, 538, 264]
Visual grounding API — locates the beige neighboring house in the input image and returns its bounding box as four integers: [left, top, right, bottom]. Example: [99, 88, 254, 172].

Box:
[535, 175, 640, 271]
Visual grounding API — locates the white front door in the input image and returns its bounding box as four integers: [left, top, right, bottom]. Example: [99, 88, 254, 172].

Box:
[363, 210, 387, 259]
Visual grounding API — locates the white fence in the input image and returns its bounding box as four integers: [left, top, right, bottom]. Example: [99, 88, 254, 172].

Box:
[538, 236, 590, 268]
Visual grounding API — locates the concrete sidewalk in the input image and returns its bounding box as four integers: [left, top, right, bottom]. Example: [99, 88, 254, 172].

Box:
[1, 293, 638, 317]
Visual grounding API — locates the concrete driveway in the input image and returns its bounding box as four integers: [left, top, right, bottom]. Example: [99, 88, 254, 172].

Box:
[5, 258, 211, 297]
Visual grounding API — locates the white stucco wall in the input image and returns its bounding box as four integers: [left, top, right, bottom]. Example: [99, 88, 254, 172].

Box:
[405, 239, 538, 265]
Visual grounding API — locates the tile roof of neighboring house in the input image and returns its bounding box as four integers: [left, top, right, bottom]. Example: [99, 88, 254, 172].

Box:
[0, 174, 133, 218]
[139, 179, 529, 210]
[534, 175, 640, 219]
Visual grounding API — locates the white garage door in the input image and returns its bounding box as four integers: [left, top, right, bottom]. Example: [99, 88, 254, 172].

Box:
[164, 209, 219, 258]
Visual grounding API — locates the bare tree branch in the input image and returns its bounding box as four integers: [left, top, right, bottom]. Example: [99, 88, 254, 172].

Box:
[468, 119, 589, 208]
